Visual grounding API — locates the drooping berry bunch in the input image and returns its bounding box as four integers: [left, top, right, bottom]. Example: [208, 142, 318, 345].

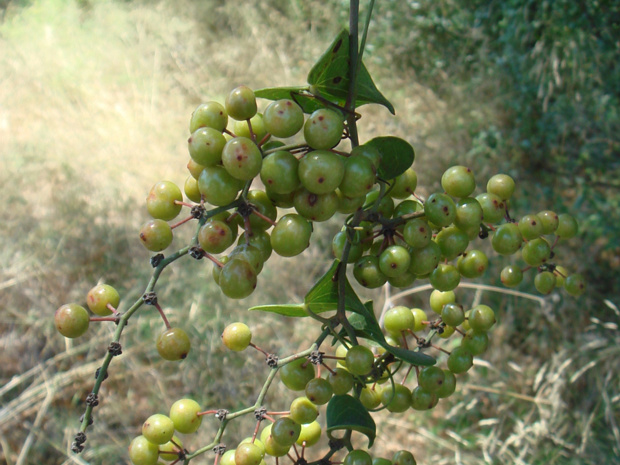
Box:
[53, 6, 587, 464]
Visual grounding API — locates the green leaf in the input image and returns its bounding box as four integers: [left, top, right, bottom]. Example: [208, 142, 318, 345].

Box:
[307, 29, 395, 114]
[365, 136, 415, 180]
[382, 344, 436, 367]
[326, 395, 376, 447]
[254, 86, 324, 114]
[248, 303, 307, 318]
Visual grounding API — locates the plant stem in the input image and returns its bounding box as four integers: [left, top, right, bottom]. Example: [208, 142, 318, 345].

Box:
[346, 0, 360, 147]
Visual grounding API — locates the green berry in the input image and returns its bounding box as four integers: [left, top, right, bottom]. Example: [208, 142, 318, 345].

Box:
[461, 330, 489, 355]
[383, 305, 415, 336]
[128, 435, 159, 465]
[156, 328, 191, 361]
[564, 273, 586, 296]
[537, 210, 559, 234]
[411, 308, 428, 332]
[380, 383, 412, 413]
[435, 226, 469, 261]
[218, 258, 258, 299]
[332, 230, 363, 263]
[221, 322, 252, 351]
[235, 443, 263, 465]
[360, 386, 382, 410]
[142, 413, 174, 445]
[418, 366, 445, 392]
[271, 214, 312, 257]
[379, 245, 411, 277]
[441, 303, 465, 326]
[289, 397, 318, 425]
[486, 174, 515, 200]
[344, 450, 372, 465]
[345, 345, 375, 376]
[225, 86, 257, 121]
[198, 220, 234, 254]
[263, 99, 304, 138]
[260, 151, 300, 194]
[492, 223, 523, 255]
[328, 367, 354, 395]
[54, 303, 90, 338]
[303, 108, 344, 149]
[390, 167, 418, 199]
[146, 181, 183, 221]
[190, 101, 228, 133]
[429, 263, 461, 292]
[222, 137, 262, 181]
[271, 417, 301, 447]
[169, 398, 202, 434]
[468, 304, 496, 332]
[424, 193, 456, 227]
[429, 290, 456, 313]
[393, 450, 416, 465]
[555, 213, 579, 239]
[305, 377, 333, 405]
[296, 421, 322, 447]
[402, 218, 432, 249]
[534, 271, 556, 294]
[339, 154, 376, 198]
[198, 165, 244, 206]
[411, 386, 438, 410]
[408, 241, 441, 276]
[245, 190, 278, 232]
[518, 214, 544, 240]
[476, 192, 506, 224]
[298, 150, 345, 194]
[441, 165, 476, 198]
[521, 237, 551, 266]
[354, 255, 388, 288]
[234, 113, 268, 142]
[139, 219, 173, 252]
[280, 358, 315, 391]
[86, 284, 119, 316]
[457, 249, 489, 278]
[159, 435, 183, 461]
[436, 370, 457, 398]
[500, 265, 523, 287]
[447, 346, 473, 374]
[184, 175, 202, 203]
[454, 197, 483, 231]
[188, 127, 226, 166]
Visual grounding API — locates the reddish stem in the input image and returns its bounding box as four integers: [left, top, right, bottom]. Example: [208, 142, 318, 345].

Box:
[153, 302, 171, 330]
[249, 342, 270, 358]
[170, 215, 194, 230]
[203, 252, 225, 268]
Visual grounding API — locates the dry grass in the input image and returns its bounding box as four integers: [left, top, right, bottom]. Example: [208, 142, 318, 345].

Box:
[0, 1, 617, 464]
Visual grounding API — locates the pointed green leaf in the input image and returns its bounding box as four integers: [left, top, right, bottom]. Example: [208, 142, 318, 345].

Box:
[365, 136, 415, 180]
[254, 86, 324, 114]
[249, 303, 307, 317]
[326, 395, 376, 447]
[307, 29, 394, 114]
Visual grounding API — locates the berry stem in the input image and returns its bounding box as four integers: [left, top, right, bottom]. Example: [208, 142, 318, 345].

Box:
[153, 301, 171, 330]
[250, 207, 277, 226]
[248, 342, 270, 358]
[89, 317, 117, 322]
[170, 215, 194, 230]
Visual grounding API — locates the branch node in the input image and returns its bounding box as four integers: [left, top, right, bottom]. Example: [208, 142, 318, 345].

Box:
[143, 292, 158, 305]
[150, 254, 164, 268]
[254, 406, 267, 421]
[215, 409, 229, 421]
[108, 342, 122, 356]
[266, 354, 279, 367]
[85, 393, 99, 407]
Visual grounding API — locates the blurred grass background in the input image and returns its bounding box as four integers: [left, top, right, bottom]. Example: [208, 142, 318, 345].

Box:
[0, 0, 618, 464]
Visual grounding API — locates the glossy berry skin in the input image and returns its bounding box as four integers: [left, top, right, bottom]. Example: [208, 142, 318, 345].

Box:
[537, 210, 559, 234]
[328, 368, 354, 395]
[139, 219, 173, 252]
[228, 244, 264, 274]
[339, 154, 376, 198]
[263, 99, 304, 138]
[365, 190, 395, 218]
[245, 190, 278, 232]
[521, 237, 551, 266]
[293, 188, 339, 222]
[486, 174, 515, 200]
[441, 165, 476, 198]
[142, 413, 175, 445]
[222, 137, 262, 181]
[221, 322, 252, 351]
[501, 265, 523, 287]
[441, 303, 465, 327]
[353, 255, 388, 288]
[234, 113, 268, 142]
[429, 263, 461, 292]
[225, 86, 257, 121]
[518, 214, 544, 240]
[147, 181, 183, 221]
[332, 230, 363, 263]
[303, 108, 344, 149]
[298, 150, 345, 194]
[468, 304, 496, 332]
[447, 346, 474, 374]
[280, 358, 315, 391]
[454, 197, 484, 231]
[55, 303, 89, 338]
[238, 230, 271, 262]
[424, 193, 456, 227]
[345, 345, 375, 376]
[219, 258, 258, 299]
[403, 218, 431, 249]
[271, 214, 312, 257]
[461, 330, 489, 355]
[188, 127, 226, 166]
[381, 383, 412, 413]
[261, 425, 290, 457]
[305, 378, 333, 405]
[159, 435, 183, 461]
[169, 398, 202, 434]
[336, 189, 366, 214]
[379, 245, 411, 278]
[411, 308, 428, 332]
[535, 271, 556, 294]
[393, 450, 417, 465]
[436, 370, 457, 398]
[297, 421, 322, 447]
[128, 435, 159, 465]
[260, 151, 300, 194]
[418, 366, 445, 392]
[184, 175, 202, 202]
[156, 327, 191, 361]
[198, 220, 234, 254]
[556, 213, 579, 239]
[360, 386, 382, 410]
[271, 417, 301, 447]
[290, 396, 318, 424]
[86, 284, 120, 316]
[190, 101, 228, 133]
[476, 192, 506, 224]
[344, 450, 373, 465]
[351, 144, 382, 171]
[235, 443, 263, 465]
[408, 241, 441, 276]
[429, 290, 456, 313]
[564, 273, 586, 296]
[435, 226, 469, 260]
[390, 167, 418, 199]
[383, 305, 415, 336]
[457, 249, 489, 278]
[411, 386, 438, 410]
[198, 165, 244, 206]
[492, 223, 523, 255]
